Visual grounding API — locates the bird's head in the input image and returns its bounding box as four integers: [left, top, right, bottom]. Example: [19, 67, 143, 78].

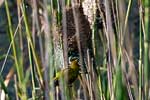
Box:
[70, 57, 80, 70]
[69, 57, 79, 62]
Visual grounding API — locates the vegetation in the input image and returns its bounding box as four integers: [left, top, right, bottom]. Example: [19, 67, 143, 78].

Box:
[0, 0, 149, 100]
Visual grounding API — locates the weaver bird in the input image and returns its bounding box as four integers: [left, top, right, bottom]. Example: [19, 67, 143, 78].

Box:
[54, 58, 80, 86]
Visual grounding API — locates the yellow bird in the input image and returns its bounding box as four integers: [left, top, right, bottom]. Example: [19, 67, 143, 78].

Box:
[54, 58, 80, 86]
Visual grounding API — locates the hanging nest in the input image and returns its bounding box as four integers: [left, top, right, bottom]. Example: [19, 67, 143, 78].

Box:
[62, 4, 92, 58]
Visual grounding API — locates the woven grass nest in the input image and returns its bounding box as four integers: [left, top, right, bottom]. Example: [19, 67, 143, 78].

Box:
[62, 4, 92, 58]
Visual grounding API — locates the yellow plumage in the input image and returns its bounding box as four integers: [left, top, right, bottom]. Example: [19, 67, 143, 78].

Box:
[54, 59, 80, 86]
